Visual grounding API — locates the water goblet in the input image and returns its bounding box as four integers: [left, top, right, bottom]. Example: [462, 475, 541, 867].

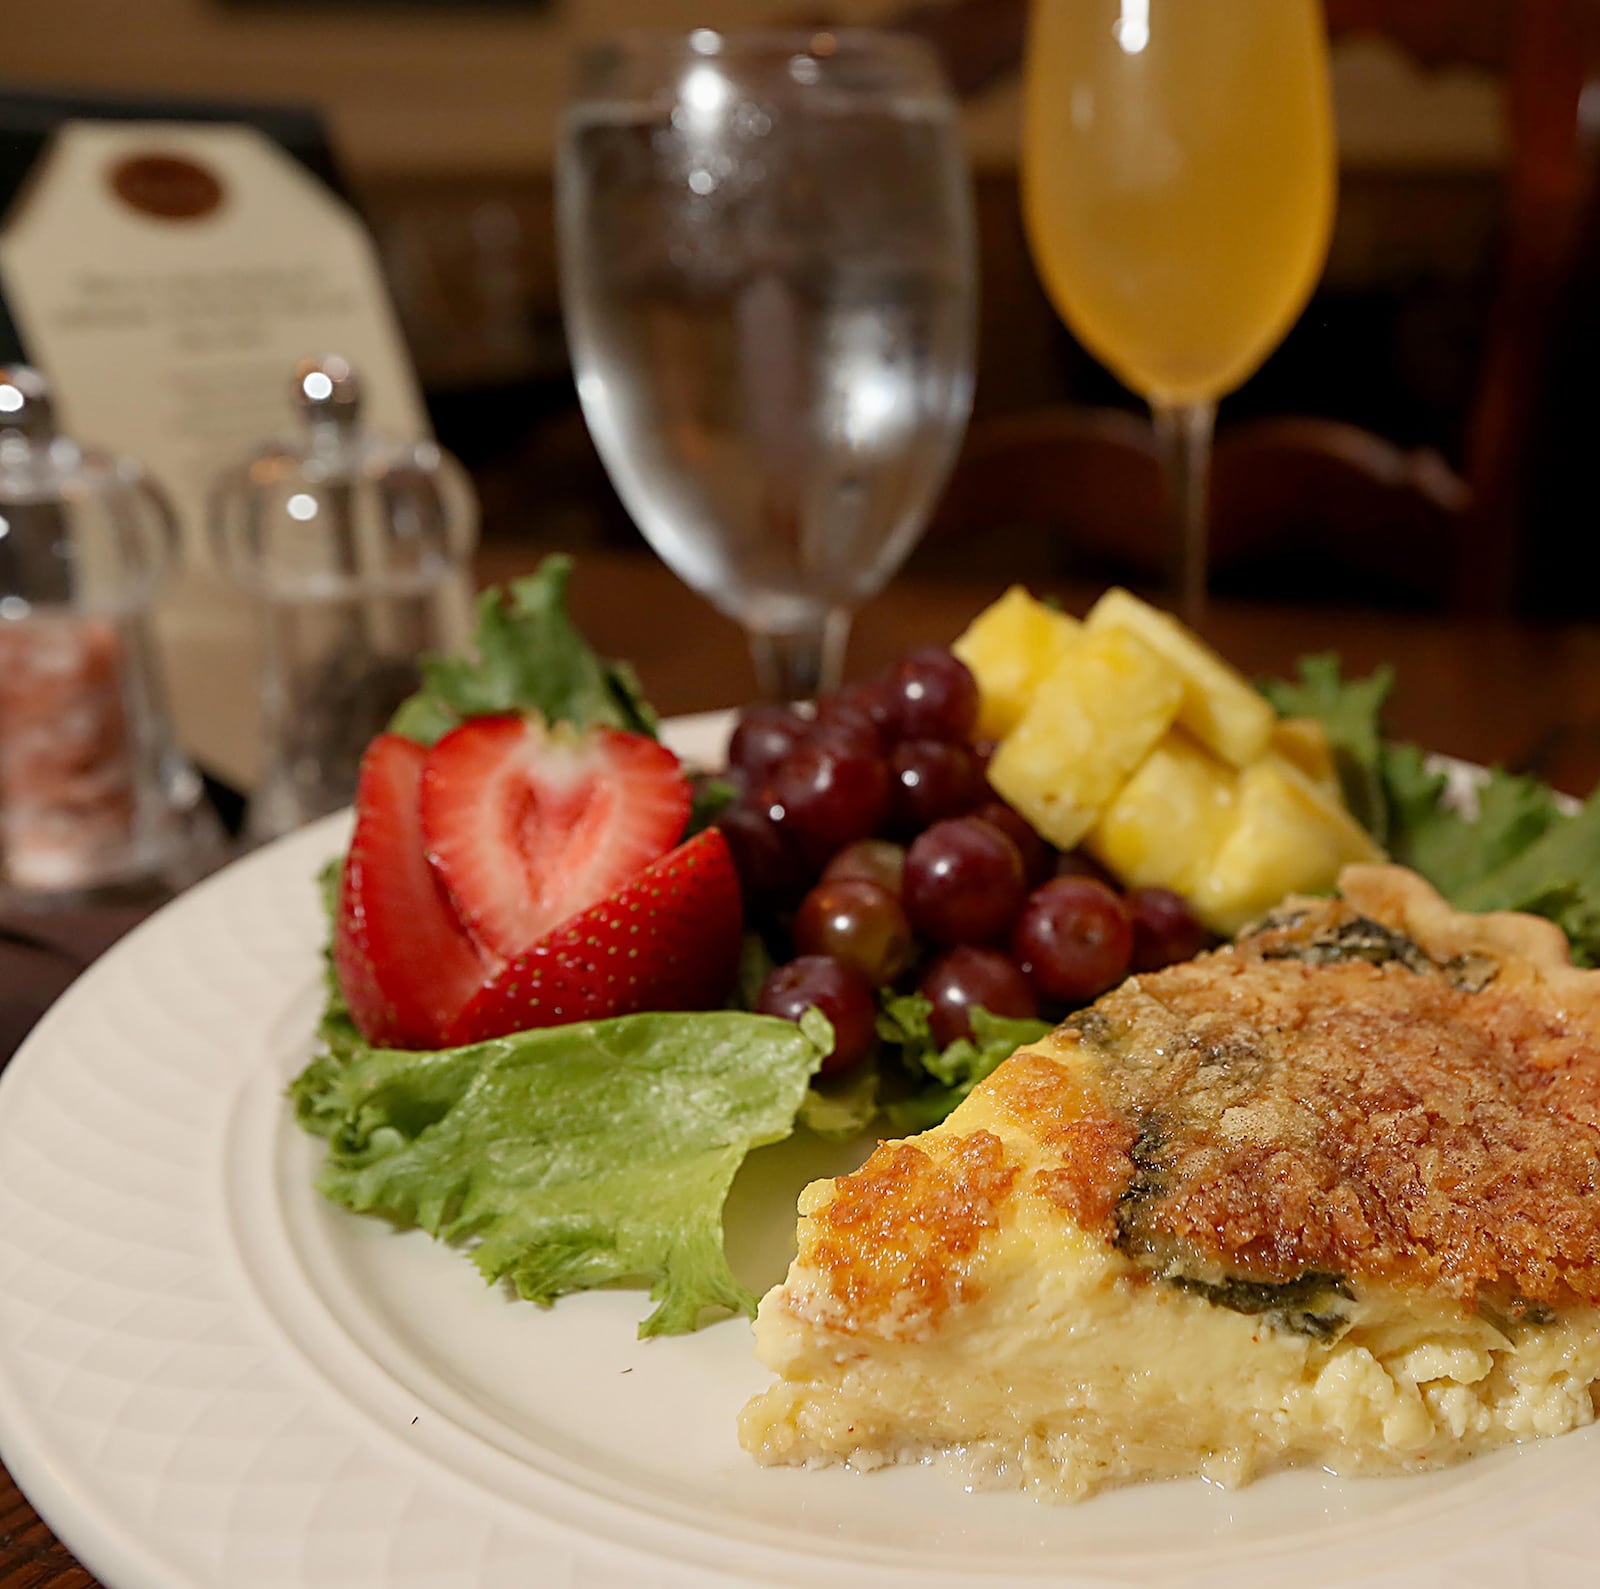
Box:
[557, 28, 977, 699]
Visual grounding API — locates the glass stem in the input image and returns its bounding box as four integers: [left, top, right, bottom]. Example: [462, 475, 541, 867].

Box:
[1152, 400, 1217, 626]
[748, 607, 852, 702]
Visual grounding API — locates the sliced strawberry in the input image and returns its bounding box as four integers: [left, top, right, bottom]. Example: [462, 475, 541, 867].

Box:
[420, 715, 691, 961]
[334, 734, 491, 1048]
[443, 828, 743, 1045]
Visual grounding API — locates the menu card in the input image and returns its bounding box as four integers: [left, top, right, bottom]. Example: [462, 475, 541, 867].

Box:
[0, 113, 430, 784]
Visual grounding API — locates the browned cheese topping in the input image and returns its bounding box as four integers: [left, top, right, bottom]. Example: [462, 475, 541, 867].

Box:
[991, 892, 1600, 1310]
[794, 871, 1600, 1340]
[805, 1130, 1018, 1337]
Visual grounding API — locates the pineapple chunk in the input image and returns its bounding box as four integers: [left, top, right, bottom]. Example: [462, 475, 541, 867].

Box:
[1193, 755, 1385, 936]
[1084, 587, 1274, 767]
[1270, 716, 1341, 798]
[1087, 730, 1238, 897]
[952, 585, 1082, 740]
[988, 627, 1185, 850]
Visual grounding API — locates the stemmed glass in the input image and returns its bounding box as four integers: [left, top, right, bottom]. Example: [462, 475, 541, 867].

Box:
[557, 29, 977, 699]
[1021, 0, 1336, 621]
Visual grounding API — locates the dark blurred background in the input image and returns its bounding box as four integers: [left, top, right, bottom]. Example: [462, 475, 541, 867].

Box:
[6, 0, 1597, 614]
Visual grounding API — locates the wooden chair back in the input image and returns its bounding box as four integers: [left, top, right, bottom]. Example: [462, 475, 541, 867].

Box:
[926, 407, 1470, 608]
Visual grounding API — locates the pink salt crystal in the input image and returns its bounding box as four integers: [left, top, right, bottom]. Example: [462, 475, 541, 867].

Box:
[0, 617, 138, 890]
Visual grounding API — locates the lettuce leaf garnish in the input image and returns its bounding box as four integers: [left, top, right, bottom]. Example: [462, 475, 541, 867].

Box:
[291, 1005, 827, 1336]
[1456, 793, 1600, 958]
[388, 554, 656, 744]
[876, 991, 1051, 1132]
[1260, 657, 1600, 964]
[1380, 743, 1567, 900]
[686, 774, 739, 838]
[797, 1063, 882, 1139]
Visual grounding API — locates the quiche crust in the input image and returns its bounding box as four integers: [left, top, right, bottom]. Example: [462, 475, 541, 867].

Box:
[740, 865, 1600, 1499]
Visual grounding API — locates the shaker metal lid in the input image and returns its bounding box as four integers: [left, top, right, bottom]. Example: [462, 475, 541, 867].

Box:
[0, 366, 57, 444]
[293, 354, 362, 436]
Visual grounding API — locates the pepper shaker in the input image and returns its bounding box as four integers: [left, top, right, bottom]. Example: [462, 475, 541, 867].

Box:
[210, 355, 478, 840]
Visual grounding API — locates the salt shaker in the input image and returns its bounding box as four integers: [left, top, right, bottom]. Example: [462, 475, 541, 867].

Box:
[0, 366, 216, 901]
[210, 355, 478, 840]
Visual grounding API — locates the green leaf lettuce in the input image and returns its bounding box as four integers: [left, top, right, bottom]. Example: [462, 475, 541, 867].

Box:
[1259, 656, 1600, 965]
[291, 1007, 827, 1336]
[1380, 743, 1566, 901]
[876, 991, 1050, 1132]
[388, 554, 657, 744]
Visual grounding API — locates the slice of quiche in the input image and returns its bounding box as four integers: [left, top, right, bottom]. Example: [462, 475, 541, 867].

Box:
[740, 866, 1600, 1500]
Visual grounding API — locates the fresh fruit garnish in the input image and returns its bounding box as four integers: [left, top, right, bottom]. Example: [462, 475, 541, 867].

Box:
[902, 815, 1027, 946]
[334, 734, 489, 1049]
[756, 955, 877, 1079]
[808, 698, 887, 758]
[1011, 875, 1133, 1004]
[887, 738, 982, 834]
[420, 714, 692, 960]
[1126, 886, 1208, 972]
[727, 705, 809, 786]
[918, 945, 1038, 1048]
[821, 838, 906, 896]
[717, 803, 804, 909]
[793, 876, 914, 984]
[767, 739, 890, 854]
[443, 828, 742, 1044]
[971, 800, 1052, 885]
[885, 646, 980, 743]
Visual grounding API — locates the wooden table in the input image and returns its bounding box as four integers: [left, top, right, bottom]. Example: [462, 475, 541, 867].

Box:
[4, 547, 1599, 1588]
[546, 548, 1600, 793]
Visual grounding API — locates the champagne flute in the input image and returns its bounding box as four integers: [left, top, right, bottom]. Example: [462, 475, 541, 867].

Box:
[557, 30, 977, 700]
[1022, 0, 1336, 621]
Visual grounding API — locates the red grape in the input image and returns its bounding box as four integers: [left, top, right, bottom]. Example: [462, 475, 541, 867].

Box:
[768, 741, 889, 852]
[832, 677, 897, 743]
[971, 800, 1053, 885]
[823, 838, 906, 897]
[717, 804, 805, 909]
[886, 647, 979, 743]
[794, 878, 914, 983]
[888, 739, 982, 834]
[755, 789, 833, 881]
[919, 946, 1038, 1048]
[808, 699, 884, 759]
[1055, 848, 1119, 888]
[1127, 887, 1209, 972]
[756, 955, 878, 1079]
[902, 816, 1026, 946]
[728, 704, 809, 786]
[1012, 877, 1133, 1004]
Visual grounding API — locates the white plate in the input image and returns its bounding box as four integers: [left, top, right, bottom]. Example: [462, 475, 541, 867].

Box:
[0, 712, 1596, 1589]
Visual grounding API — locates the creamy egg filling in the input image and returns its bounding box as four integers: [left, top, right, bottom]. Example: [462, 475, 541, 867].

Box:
[742, 1203, 1600, 1500]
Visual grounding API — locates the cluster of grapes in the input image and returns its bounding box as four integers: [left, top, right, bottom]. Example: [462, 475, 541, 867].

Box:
[715, 647, 1209, 1079]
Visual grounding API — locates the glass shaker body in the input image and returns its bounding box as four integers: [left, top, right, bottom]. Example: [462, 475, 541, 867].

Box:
[212, 359, 478, 840]
[0, 369, 212, 900]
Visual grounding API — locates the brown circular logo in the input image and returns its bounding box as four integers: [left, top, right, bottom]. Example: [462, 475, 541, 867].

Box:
[108, 154, 225, 221]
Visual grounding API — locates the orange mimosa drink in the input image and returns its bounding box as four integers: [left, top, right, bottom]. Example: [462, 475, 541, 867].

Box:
[1024, 0, 1335, 407]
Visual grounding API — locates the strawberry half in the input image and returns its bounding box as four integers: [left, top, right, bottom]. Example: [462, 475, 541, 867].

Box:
[443, 827, 743, 1045]
[420, 715, 691, 961]
[334, 734, 490, 1048]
